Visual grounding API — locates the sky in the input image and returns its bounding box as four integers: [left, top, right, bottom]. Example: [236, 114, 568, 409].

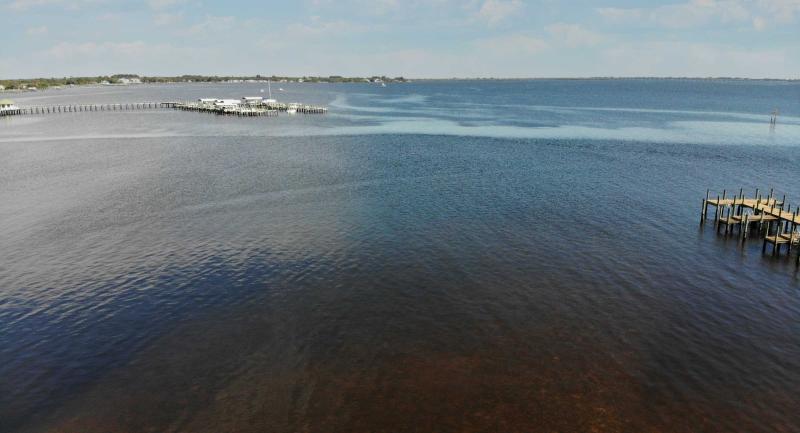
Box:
[1, 0, 799, 79]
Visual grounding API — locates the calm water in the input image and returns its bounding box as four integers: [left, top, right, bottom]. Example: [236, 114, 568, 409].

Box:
[1, 80, 800, 432]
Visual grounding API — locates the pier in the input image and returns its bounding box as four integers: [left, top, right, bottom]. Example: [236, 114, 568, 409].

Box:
[2, 99, 327, 117]
[15, 102, 166, 115]
[173, 100, 328, 116]
[701, 188, 800, 265]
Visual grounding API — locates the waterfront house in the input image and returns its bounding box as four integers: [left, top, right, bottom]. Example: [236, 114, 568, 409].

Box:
[118, 77, 142, 85]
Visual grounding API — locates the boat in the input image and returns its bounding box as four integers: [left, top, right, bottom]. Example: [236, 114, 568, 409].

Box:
[287, 102, 299, 114]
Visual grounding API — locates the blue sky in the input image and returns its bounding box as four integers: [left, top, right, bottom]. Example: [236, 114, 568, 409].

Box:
[2, 0, 799, 79]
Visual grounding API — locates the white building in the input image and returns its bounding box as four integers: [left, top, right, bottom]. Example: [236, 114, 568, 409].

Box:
[214, 99, 241, 109]
[241, 96, 263, 105]
[0, 99, 21, 115]
[118, 77, 142, 85]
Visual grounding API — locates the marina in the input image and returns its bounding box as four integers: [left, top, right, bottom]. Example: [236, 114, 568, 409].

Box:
[173, 97, 327, 116]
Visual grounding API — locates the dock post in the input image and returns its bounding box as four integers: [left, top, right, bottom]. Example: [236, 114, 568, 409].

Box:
[786, 203, 791, 233]
[701, 198, 707, 224]
[737, 188, 744, 215]
[701, 189, 709, 223]
[725, 199, 734, 235]
[788, 210, 797, 254]
[741, 213, 749, 243]
[797, 248, 800, 267]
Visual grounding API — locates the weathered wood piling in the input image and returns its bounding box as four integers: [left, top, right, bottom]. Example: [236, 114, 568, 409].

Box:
[16, 102, 167, 115]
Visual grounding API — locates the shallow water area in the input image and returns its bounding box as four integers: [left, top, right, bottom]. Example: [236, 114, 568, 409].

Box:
[1, 80, 799, 432]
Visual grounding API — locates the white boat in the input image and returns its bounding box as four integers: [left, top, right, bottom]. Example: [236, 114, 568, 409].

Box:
[287, 102, 299, 114]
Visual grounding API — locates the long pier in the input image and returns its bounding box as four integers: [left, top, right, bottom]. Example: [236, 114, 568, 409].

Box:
[701, 188, 800, 266]
[15, 102, 167, 114]
[2, 100, 327, 117]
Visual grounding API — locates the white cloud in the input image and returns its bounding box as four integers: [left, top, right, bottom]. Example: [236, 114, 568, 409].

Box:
[372, 0, 399, 15]
[179, 15, 236, 36]
[599, 41, 795, 77]
[473, 34, 548, 56]
[44, 41, 149, 59]
[597, 0, 799, 29]
[25, 25, 48, 36]
[476, 0, 523, 26]
[286, 18, 370, 37]
[756, 0, 800, 22]
[147, 0, 186, 10]
[546, 23, 606, 48]
[6, 0, 103, 11]
[596, 7, 644, 21]
[153, 12, 183, 26]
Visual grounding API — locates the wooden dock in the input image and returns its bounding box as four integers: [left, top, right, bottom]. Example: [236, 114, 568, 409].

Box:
[701, 188, 800, 265]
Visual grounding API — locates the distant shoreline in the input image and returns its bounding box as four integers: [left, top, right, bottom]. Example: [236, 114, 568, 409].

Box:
[2, 75, 798, 93]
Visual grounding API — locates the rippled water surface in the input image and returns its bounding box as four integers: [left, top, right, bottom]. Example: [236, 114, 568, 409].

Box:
[1, 80, 800, 432]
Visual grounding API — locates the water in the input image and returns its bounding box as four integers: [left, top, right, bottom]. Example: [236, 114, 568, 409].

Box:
[1, 80, 800, 432]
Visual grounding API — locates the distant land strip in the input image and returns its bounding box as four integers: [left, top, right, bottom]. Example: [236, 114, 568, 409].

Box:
[1, 74, 798, 91]
[0, 75, 408, 91]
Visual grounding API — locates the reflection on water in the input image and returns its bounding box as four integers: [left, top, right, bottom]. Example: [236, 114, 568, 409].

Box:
[1, 81, 800, 432]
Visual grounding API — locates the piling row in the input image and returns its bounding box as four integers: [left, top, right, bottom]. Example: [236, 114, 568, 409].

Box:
[173, 101, 327, 116]
[174, 103, 278, 117]
[18, 102, 166, 115]
[6, 100, 326, 118]
[255, 101, 327, 113]
[701, 187, 800, 266]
